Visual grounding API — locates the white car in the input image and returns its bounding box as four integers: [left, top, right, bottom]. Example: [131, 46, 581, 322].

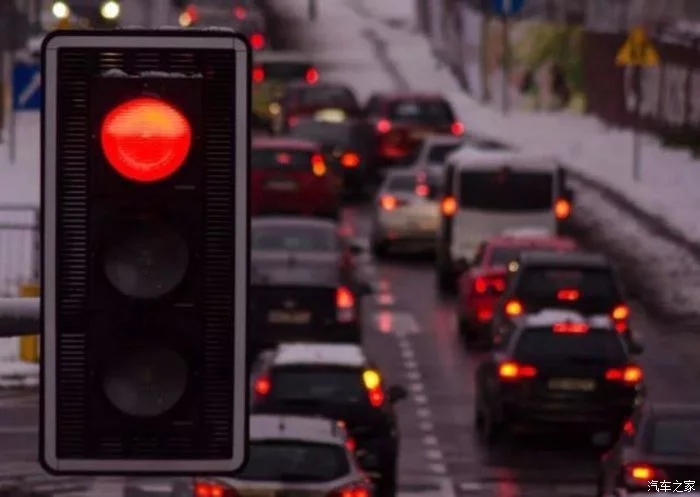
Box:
[411, 134, 510, 176]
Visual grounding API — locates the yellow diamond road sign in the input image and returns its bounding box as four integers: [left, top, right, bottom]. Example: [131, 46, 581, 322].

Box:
[616, 27, 660, 67]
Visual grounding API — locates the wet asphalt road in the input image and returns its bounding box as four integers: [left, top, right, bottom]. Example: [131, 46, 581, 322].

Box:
[2, 204, 700, 497]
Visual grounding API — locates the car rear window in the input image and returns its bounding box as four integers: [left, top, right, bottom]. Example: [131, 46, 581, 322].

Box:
[236, 441, 350, 481]
[517, 267, 619, 300]
[513, 328, 627, 363]
[288, 122, 355, 148]
[252, 225, 338, 252]
[387, 100, 454, 124]
[385, 174, 417, 192]
[649, 417, 700, 456]
[252, 149, 313, 170]
[269, 367, 369, 405]
[490, 247, 527, 266]
[458, 170, 553, 211]
[294, 87, 359, 109]
[427, 143, 462, 163]
[262, 62, 312, 81]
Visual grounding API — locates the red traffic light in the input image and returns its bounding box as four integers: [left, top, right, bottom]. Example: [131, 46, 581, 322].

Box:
[100, 97, 192, 182]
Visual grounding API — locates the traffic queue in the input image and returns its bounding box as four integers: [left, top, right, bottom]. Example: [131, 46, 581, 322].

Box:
[181, 43, 700, 497]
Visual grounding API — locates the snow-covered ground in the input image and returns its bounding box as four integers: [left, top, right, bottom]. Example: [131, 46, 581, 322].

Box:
[0, 337, 38, 388]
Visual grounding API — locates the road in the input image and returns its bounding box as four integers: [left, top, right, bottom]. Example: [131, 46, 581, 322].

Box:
[1, 204, 699, 497]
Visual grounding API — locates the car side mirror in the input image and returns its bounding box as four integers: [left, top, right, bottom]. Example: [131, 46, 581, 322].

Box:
[453, 258, 470, 274]
[629, 341, 644, 355]
[387, 385, 407, 404]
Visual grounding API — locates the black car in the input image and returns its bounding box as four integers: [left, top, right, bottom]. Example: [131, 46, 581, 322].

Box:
[249, 218, 370, 357]
[474, 312, 645, 445]
[597, 403, 700, 496]
[287, 117, 378, 196]
[251, 343, 408, 497]
[490, 251, 634, 346]
[278, 82, 362, 132]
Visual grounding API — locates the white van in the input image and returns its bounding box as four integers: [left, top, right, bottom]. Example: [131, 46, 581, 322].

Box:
[435, 148, 573, 292]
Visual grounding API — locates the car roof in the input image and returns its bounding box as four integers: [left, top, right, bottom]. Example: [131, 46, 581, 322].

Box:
[252, 136, 319, 151]
[295, 116, 366, 127]
[486, 235, 576, 250]
[519, 309, 615, 330]
[272, 343, 368, 368]
[517, 250, 610, 268]
[252, 216, 337, 230]
[250, 414, 346, 445]
[446, 148, 558, 172]
[254, 51, 314, 63]
[375, 91, 446, 102]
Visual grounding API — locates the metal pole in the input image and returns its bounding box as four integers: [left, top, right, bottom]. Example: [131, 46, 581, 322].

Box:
[501, 0, 511, 114]
[8, 53, 15, 165]
[308, 0, 317, 20]
[632, 65, 641, 181]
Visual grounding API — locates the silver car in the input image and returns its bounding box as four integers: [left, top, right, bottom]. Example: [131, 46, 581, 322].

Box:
[370, 170, 441, 257]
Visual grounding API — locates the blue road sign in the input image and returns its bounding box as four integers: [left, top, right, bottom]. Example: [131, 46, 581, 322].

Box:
[12, 61, 41, 111]
[492, 0, 525, 15]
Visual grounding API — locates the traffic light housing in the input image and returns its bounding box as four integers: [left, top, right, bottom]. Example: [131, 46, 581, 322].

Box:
[40, 29, 251, 475]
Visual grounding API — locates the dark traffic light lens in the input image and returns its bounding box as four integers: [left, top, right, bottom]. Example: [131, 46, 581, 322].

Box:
[103, 223, 189, 299]
[103, 347, 188, 417]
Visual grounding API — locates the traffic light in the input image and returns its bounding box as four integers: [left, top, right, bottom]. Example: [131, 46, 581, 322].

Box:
[40, 29, 251, 475]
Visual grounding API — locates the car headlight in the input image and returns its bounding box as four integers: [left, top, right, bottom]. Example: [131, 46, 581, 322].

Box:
[100, 0, 120, 19]
[52, 1, 70, 19]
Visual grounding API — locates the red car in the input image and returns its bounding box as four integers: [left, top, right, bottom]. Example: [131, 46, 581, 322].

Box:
[456, 235, 578, 346]
[363, 92, 464, 166]
[252, 137, 341, 219]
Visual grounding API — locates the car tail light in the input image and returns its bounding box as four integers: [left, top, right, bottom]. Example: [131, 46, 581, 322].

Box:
[362, 369, 385, 407]
[287, 115, 300, 127]
[473, 276, 506, 295]
[414, 183, 429, 197]
[611, 304, 630, 332]
[476, 307, 493, 322]
[336, 286, 356, 323]
[234, 6, 247, 19]
[450, 121, 464, 135]
[606, 365, 643, 384]
[250, 33, 266, 50]
[340, 152, 360, 168]
[557, 288, 579, 301]
[311, 153, 327, 176]
[504, 299, 523, 316]
[498, 361, 537, 380]
[624, 463, 667, 487]
[555, 198, 571, 220]
[380, 195, 407, 210]
[327, 484, 371, 497]
[305, 67, 319, 84]
[194, 481, 236, 497]
[254, 374, 271, 397]
[552, 322, 589, 333]
[376, 119, 391, 133]
[623, 419, 635, 436]
[440, 195, 457, 216]
[252, 66, 265, 83]
[345, 436, 356, 452]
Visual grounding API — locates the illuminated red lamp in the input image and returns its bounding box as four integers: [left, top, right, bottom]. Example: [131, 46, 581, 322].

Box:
[100, 97, 192, 183]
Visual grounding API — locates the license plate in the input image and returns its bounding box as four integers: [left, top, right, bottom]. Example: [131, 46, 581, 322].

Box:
[548, 378, 596, 392]
[268, 310, 311, 324]
[265, 180, 298, 191]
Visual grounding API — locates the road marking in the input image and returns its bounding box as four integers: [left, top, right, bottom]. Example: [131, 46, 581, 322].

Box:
[458, 482, 484, 492]
[405, 370, 421, 380]
[429, 463, 447, 474]
[416, 408, 431, 418]
[409, 382, 423, 392]
[422, 435, 438, 446]
[396, 339, 411, 350]
[403, 359, 418, 370]
[419, 420, 434, 431]
[425, 449, 443, 461]
[376, 293, 395, 306]
[400, 348, 414, 359]
[413, 394, 427, 404]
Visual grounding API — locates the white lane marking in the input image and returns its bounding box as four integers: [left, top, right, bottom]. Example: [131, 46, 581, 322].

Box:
[409, 382, 423, 393]
[437, 477, 458, 497]
[396, 339, 411, 350]
[405, 314, 420, 334]
[429, 463, 447, 474]
[458, 482, 484, 492]
[376, 293, 395, 306]
[419, 420, 434, 431]
[416, 408, 431, 418]
[403, 359, 418, 370]
[425, 449, 444, 461]
[400, 348, 414, 359]
[413, 394, 427, 405]
[422, 435, 438, 446]
[405, 370, 421, 380]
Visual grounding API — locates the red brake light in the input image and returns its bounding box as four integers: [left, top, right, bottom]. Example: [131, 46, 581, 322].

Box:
[305, 67, 319, 84]
[504, 299, 523, 316]
[612, 304, 630, 320]
[233, 5, 246, 19]
[194, 481, 235, 497]
[345, 436, 356, 452]
[415, 184, 429, 197]
[254, 375, 271, 396]
[340, 152, 360, 168]
[287, 115, 300, 127]
[498, 361, 537, 380]
[450, 121, 465, 135]
[623, 419, 635, 436]
[376, 119, 391, 133]
[311, 153, 327, 176]
[473, 276, 506, 294]
[440, 195, 457, 216]
[624, 463, 667, 485]
[336, 286, 355, 308]
[327, 485, 371, 497]
[250, 33, 266, 50]
[380, 195, 398, 210]
[555, 198, 571, 220]
[552, 322, 588, 333]
[605, 365, 643, 384]
[100, 97, 192, 183]
[252, 66, 265, 83]
[557, 288, 579, 301]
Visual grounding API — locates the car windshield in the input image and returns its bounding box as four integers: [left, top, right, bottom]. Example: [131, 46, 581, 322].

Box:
[459, 170, 553, 211]
[252, 225, 338, 252]
[294, 87, 359, 109]
[387, 100, 454, 124]
[252, 149, 312, 170]
[269, 367, 369, 405]
[427, 143, 462, 163]
[518, 267, 619, 300]
[514, 329, 627, 363]
[235, 441, 350, 481]
[650, 417, 700, 456]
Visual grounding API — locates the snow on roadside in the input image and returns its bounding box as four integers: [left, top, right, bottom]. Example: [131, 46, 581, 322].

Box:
[0, 337, 39, 389]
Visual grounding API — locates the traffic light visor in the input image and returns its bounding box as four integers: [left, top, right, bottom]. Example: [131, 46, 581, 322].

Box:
[100, 97, 192, 182]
